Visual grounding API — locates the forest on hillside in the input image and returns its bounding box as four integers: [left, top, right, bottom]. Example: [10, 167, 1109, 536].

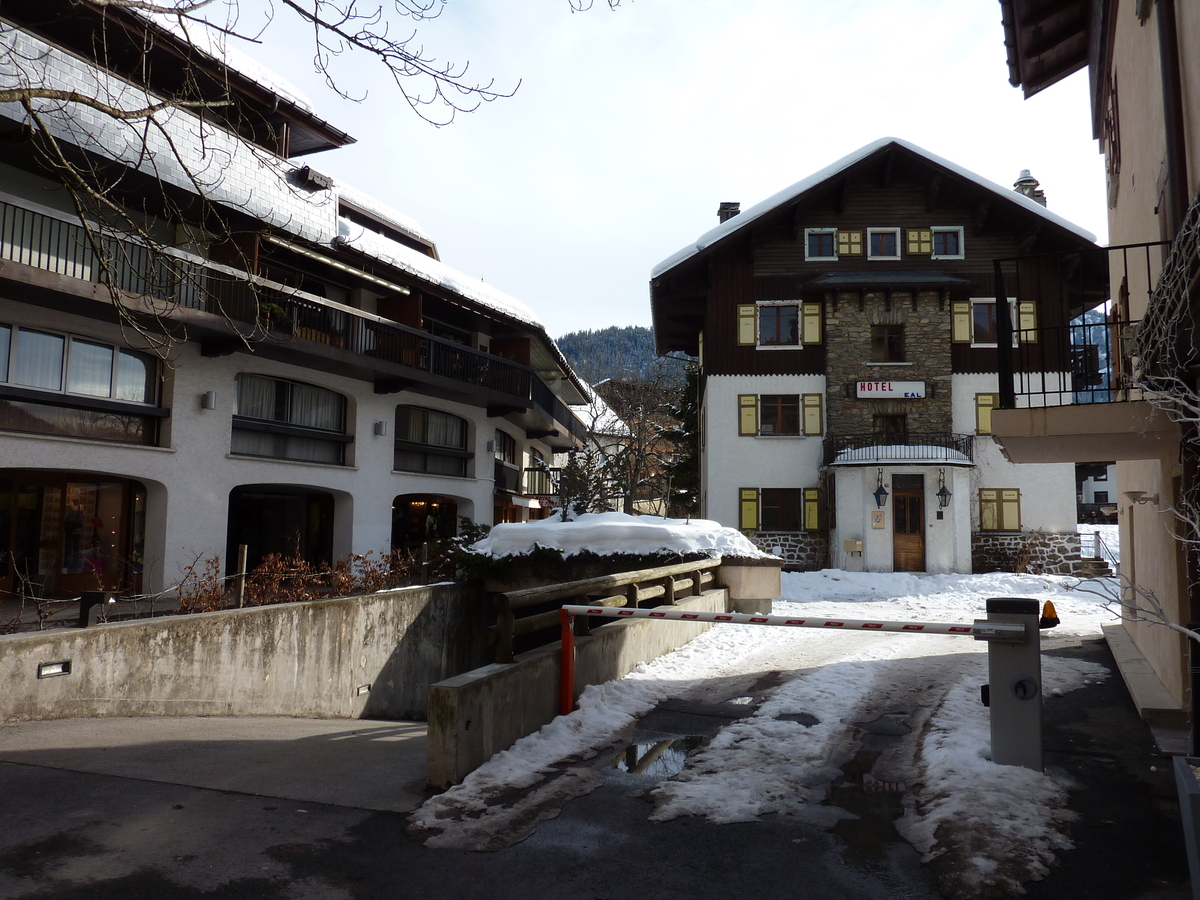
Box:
[556, 325, 687, 386]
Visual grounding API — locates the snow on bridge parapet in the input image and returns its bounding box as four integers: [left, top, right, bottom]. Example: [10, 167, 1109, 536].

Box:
[467, 512, 779, 561]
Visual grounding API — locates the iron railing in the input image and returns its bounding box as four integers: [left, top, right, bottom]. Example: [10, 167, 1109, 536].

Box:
[0, 193, 585, 439]
[524, 466, 560, 497]
[494, 459, 521, 494]
[824, 432, 975, 465]
[992, 242, 1169, 409]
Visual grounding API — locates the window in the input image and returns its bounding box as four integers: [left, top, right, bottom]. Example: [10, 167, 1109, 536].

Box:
[395, 406, 470, 477]
[931, 226, 964, 259]
[873, 414, 907, 442]
[975, 393, 999, 435]
[1094, 491, 1109, 504]
[871, 324, 904, 362]
[955, 298, 1029, 347]
[494, 429, 517, 464]
[980, 488, 1021, 531]
[804, 228, 837, 261]
[232, 374, 348, 464]
[0, 324, 160, 444]
[758, 303, 799, 347]
[760, 395, 800, 435]
[739, 487, 818, 532]
[867, 228, 901, 260]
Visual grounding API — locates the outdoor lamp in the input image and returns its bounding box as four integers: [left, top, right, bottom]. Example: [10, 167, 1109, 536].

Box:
[936, 468, 952, 508]
[872, 470, 889, 509]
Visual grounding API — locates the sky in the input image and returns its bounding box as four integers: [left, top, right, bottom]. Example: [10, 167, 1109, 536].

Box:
[240, 0, 1108, 339]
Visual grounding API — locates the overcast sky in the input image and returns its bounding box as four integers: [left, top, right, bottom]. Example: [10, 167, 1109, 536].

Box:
[243, 0, 1107, 339]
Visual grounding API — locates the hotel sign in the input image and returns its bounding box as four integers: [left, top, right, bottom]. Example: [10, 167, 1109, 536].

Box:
[856, 381, 926, 399]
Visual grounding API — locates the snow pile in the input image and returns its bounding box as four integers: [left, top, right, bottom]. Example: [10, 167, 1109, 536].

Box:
[468, 511, 775, 560]
[832, 444, 971, 465]
[898, 657, 1108, 897]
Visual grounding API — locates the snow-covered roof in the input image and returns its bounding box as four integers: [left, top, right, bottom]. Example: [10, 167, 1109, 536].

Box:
[336, 218, 543, 329]
[652, 137, 1098, 278]
[831, 444, 972, 466]
[334, 179, 435, 249]
[468, 511, 777, 560]
[571, 384, 630, 437]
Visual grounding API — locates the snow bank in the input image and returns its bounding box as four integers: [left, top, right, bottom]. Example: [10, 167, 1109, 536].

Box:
[467, 511, 775, 560]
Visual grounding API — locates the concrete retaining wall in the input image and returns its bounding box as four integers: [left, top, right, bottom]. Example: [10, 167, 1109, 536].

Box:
[426, 588, 729, 788]
[0, 583, 490, 724]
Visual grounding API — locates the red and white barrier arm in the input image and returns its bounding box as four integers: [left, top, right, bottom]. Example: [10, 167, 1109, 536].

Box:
[558, 604, 1025, 638]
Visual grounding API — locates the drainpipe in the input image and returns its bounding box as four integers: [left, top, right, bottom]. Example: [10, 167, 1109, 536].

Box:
[1157, 0, 1189, 238]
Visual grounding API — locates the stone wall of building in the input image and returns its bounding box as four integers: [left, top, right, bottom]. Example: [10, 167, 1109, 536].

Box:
[752, 531, 829, 571]
[972, 530, 1084, 576]
[822, 290, 954, 435]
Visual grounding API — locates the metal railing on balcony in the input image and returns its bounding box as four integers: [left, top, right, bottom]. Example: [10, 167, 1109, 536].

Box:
[494, 459, 522, 494]
[824, 432, 974, 465]
[992, 242, 1169, 410]
[0, 192, 585, 439]
[524, 466, 560, 497]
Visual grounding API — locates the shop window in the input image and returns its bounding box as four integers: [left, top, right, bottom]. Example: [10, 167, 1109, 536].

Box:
[0, 324, 161, 444]
[394, 406, 469, 477]
[392, 494, 458, 549]
[232, 374, 349, 464]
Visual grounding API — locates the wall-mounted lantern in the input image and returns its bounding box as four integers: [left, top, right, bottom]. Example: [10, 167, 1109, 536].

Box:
[872, 468, 889, 509]
[937, 467, 952, 509]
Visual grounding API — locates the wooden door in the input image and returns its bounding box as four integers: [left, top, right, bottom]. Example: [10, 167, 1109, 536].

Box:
[892, 476, 925, 572]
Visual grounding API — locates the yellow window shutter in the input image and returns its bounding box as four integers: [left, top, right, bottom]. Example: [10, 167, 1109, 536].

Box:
[803, 487, 819, 531]
[906, 229, 932, 254]
[802, 394, 823, 435]
[738, 394, 758, 436]
[980, 489, 998, 531]
[1000, 489, 1021, 530]
[739, 488, 759, 531]
[1018, 301, 1038, 343]
[952, 301, 971, 342]
[837, 230, 863, 256]
[802, 302, 822, 344]
[737, 305, 757, 346]
[975, 393, 998, 435]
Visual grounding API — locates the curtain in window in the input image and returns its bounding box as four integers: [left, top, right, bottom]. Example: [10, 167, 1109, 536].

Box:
[236, 374, 277, 420]
[396, 407, 425, 443]
[12, 330, 64, 390]
[67, 341, 114, 397]
[426, 411, 465, 449]
[291, 383, 343, 432]
[115, 350, 155, 403]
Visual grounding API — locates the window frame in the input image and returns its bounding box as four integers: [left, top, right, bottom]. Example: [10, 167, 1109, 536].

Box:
[867, 227, 902, 261]
[759, 394, 801, 436]
[755, 301, 801, 350]
[232, 373, 350, 465]
[394, 405, 471, 477]
[930, 226, 965, 260]
[979, 487, 1021, 532]
[870, 324, 905, 363]
[760, 487, 803, 531]
[803, 228, 838, 262]
[969, 297, 1019, 348]
[1, 325, 159, 406]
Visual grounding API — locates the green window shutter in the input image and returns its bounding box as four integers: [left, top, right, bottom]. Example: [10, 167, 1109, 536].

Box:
[803, 487, 819, 531]
[952, 301, 971, 343]
[980, 489, 998, 531]
[1000, 489, 1021, 531]
[738, 394, 758, 436]
[906, 229, 932, 254]
[739, 488, 759, 531]
[975, 393, 998, 435]
[801, 302, 822, 345]
[737, 305, 757, 346]
[802, 394, 823, 435]
[837, 230, 863, 257]
[1018, 301, 1038, 343]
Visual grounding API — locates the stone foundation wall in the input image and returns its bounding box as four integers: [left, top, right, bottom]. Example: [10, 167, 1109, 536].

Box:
[972, 531, 1084, 576]
[752, 531, 829, 571]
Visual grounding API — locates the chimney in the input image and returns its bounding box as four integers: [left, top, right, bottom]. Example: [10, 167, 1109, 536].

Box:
[717, 201, 741, 223]
[1013, 169, 1047, 207]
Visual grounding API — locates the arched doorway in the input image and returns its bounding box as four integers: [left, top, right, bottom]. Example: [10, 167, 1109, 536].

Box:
[226, 486, 334, 574]
[392, 495, 458, 551]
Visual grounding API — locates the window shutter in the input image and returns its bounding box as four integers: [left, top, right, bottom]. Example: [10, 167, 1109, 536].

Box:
[803, 487, 819, 531]
[802, 394, 823, 435]
[952, 301, 971, 342]
[906, 229, 932, 254]
[737, 305, 757, 346]
[837, 230, 863, 256]
[975, 393, 998, 435]
[738, 394, 758, 436]
[979, 489, 998, 531]
[1000, 489, 1021, 531]
[739, 488, 759, 531]
[698, 330, 704, 368]
[1018, 301, 1038, 343]
[801, 302, 822, 345]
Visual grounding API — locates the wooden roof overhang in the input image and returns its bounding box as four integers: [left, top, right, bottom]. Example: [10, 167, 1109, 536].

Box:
[804, 272, 973, 290]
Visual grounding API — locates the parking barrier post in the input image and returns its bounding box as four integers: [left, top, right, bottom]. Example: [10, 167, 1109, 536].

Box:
[975, 598, 1043, 771]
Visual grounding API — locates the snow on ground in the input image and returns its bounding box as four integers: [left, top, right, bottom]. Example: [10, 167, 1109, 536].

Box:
[1077, 523, 1120, 565]
[468, 511, 774, 560]
[411, 570, 1115, 895]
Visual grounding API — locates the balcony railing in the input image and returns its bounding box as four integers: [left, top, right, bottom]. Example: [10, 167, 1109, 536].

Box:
[524, 466, 560, 497]
[494, 459, 522, 494]
[824, 432, 974, 465]
[992, 242, 1169, 410]
[0, 192, 584, 440]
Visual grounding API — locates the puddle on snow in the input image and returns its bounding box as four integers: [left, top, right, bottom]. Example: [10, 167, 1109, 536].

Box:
[609, 736, 708, 779]
[829, 712, 913, 864]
